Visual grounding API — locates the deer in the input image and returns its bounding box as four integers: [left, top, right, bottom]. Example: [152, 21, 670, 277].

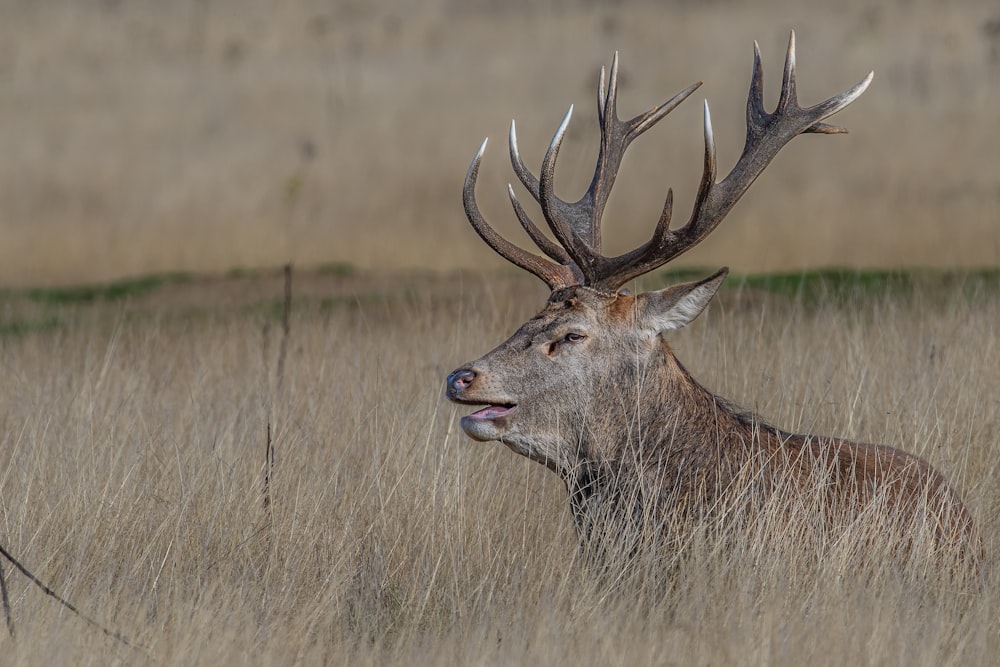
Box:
[445, 33, 978, 564]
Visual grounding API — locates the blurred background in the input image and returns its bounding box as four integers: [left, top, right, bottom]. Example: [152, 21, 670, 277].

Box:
[0, 0, 997, 287]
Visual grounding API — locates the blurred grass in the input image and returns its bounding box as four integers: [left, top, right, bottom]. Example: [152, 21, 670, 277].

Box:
[735, 267, 1000, 304]
[649, 266, 1000, 304]
[22, 272, 194, 305]
[0, 313, 62, 338]
[4, 266, 999, 338]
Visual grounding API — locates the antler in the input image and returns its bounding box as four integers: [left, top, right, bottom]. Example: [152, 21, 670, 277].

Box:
[463, 139, 581, 289]
[462, 32, 873, 292]
[463, 53, 699, 290]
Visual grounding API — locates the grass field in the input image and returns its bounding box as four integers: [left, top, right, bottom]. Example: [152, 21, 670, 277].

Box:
[0, 0, 998, 664]
[0, 268, 997, 664]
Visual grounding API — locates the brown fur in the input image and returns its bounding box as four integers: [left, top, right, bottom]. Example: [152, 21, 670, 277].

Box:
[447, 285, 978, 562]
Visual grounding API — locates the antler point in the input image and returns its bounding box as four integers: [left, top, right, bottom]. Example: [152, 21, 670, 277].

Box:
[561, 105, 574, 132]
[702, 101, 715, 155]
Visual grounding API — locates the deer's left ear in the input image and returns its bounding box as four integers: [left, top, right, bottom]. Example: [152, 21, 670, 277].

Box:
[635, 267, 729, 335]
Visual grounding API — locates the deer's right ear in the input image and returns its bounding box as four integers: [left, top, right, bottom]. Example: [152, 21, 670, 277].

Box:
[635, 267, 728, 335]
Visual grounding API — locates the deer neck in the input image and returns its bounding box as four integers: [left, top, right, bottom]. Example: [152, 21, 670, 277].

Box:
[563, 342, 768, 510]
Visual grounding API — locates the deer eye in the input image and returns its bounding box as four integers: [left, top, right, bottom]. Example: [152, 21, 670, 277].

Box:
[545, 332, 586, 356]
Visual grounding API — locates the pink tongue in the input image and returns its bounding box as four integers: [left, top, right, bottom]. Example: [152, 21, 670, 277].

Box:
[472, 405, 512, 419]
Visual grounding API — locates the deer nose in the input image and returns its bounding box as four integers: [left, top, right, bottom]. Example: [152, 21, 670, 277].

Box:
[446, 369, 477, 397]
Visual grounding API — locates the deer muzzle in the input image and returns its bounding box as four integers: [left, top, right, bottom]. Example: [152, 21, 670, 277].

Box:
[445, 367, 519, 441]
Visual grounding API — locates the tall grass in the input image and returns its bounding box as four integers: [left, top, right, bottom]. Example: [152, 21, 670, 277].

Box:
[0, 271, 995, 664]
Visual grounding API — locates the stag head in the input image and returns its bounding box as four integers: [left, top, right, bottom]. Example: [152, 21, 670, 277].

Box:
[447, 33, 872, 475]
[446, 271, 729, 471]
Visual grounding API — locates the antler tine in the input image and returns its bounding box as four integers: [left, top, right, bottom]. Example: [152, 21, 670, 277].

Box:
[630, 80, 703, 139]
[597, 64, 607, 117]
[509, 119, 541, 200]
[601, 51, 621, 128]
[538, 105, 604, 275]
[463, 139, 577, 290]
[692, 100, 718, 231]
[507, 183, 575, 267]
[777, 29, 798, 113]
[584, 63, 701, 254]
[507, 120, 581, 268]
[586, 103, 714, 288]
[588, 32, 872, 290]
[509, 58, 700, 268]
[649, 187, 674, 251]
[748, 40, 767, 127]
[803, 69, 874, 134]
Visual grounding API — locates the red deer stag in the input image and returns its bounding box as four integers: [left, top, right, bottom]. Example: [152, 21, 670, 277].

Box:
[446, 33, 976, 561]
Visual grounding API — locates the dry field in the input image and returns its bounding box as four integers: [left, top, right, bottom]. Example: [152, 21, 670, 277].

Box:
[0, 0, 998, 664]
[0, 0, 998, 285]
[0, 269, 997, 664]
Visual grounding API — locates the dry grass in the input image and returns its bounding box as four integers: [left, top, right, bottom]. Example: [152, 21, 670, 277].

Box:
[0, 270, 997, 664]
[1, 0, 999, 286]
[0, 1, 996, 662]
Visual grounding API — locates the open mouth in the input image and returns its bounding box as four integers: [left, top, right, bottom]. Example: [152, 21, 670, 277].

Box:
[461, 402, 518, 421]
